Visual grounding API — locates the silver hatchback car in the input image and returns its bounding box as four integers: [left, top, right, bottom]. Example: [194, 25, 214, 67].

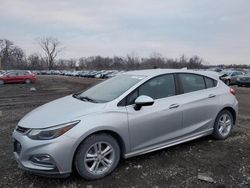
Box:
[13, 69, 238, 180]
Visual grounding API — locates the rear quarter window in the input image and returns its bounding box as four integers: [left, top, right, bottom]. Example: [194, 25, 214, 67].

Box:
[204, 77, 217, 88]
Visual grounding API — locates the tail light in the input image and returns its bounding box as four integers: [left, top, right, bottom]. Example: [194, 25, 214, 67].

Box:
[230, 88, 236, 96]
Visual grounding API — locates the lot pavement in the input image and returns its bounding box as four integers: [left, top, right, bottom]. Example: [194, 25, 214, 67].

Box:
[0, 75, 250, 188]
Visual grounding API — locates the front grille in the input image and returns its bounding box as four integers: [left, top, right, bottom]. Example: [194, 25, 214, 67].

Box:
[240, 77, 250, 81]
[14, 140, 22, 155]
[16, 126, 30, 134]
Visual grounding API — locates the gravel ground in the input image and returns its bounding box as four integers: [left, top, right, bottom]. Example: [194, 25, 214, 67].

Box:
[0, 75, 250, 188]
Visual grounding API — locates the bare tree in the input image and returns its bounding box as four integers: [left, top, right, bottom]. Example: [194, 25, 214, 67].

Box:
[38, 37, 62, 70]
[28, 53, 41, 69]
[67, 59, 77, 69]
[0, 39, 15, 69]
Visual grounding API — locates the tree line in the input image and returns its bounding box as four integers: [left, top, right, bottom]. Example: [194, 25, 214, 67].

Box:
[0, 38, 249, 71]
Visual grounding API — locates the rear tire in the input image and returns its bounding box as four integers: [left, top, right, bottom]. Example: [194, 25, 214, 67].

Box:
[212, 110, 234, 140]
[74, 133, 120, 180]
[25, 79, 31, 84]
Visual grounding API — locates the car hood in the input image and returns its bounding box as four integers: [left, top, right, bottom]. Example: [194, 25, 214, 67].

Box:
[239, 74, 250, 78]
[18, 95, 107, 129]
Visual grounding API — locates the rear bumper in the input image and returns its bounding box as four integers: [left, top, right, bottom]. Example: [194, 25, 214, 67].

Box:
[235, 99, 239, 125]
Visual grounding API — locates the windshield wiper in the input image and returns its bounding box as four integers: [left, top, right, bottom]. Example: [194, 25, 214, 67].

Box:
[78, 96, 97, 103]
[72, 93, 98, 103]
[72, 93, 80, 98]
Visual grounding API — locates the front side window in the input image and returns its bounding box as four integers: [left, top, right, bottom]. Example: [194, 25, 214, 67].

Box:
[179, 73, 206, 93]
[6, 72, 18, 77]
[231, 72, 237, 77]
[126, 89, 138, 105]
[124, 74, 176, 105]
[139, 74, 176, 99]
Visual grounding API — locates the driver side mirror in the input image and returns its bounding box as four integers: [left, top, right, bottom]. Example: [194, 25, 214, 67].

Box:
[134, 95, 154, 111]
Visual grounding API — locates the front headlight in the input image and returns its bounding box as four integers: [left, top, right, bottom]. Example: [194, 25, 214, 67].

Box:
[27, 120, 80, 140]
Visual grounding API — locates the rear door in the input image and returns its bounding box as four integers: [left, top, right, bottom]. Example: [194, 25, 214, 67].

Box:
[125, 74, 183, 152]
[176, 73, 220, 135]
[16, 71, 26, 82]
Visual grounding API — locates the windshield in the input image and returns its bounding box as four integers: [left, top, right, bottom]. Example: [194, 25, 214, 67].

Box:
[220, 71, 231, 76]
[74, 75, 146, 103]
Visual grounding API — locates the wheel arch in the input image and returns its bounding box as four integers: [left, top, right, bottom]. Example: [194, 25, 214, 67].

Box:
[218, 106, 237, 125]
[71, 129, 127, 172]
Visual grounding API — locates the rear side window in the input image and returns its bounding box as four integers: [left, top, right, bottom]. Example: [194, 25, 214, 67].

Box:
[237, 72, 243, 75]
[179, 73, 206, 93]
[24, 71, 30, 75]
[17, 71, 25, 76]
[139, 74, 176, 100]
[205, 77, 216, 88]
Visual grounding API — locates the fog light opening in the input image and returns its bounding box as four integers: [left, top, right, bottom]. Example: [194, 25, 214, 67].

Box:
[30, 154, 55, 168]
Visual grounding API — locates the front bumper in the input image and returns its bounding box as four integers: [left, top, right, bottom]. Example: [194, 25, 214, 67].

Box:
[12, 130, 76, 177]
[236, 80, 250, 85]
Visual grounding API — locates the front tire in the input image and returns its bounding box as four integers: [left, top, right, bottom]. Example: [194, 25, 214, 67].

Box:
[74, 133, 120, 180]
[212, 110, 233, 140]
[225, 79, 230, 86]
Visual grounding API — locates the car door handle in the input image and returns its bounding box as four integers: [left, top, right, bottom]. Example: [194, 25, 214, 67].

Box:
[208, 94, 216, 98]
[169, 104, 179, 109]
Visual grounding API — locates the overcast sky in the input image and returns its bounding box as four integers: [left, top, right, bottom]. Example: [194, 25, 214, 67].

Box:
[1, 0, 250, 65]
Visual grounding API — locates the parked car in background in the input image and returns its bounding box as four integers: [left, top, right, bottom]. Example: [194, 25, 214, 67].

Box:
[208, 67, 223, 72]
[236, 73, 250, 87]
[0, 70, 36, 84]
[0, 70, 6, 77]
[220, 70, 244, 85]
[100, 71, 113, 79]
[13, 69, 238, 180]
[40, 70, 47, 75]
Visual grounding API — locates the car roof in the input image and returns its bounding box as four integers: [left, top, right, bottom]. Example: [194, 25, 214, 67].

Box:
[123, 69, 220, 80]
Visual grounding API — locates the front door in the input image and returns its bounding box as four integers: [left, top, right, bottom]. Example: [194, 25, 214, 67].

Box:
[126, 74, 183, 152]
[5, 72, 18, 83]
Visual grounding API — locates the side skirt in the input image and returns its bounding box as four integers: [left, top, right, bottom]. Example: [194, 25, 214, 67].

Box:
[124, 129, 213, 159]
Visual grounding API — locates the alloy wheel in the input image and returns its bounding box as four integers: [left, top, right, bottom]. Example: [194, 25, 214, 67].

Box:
[218, 113, 232, 137]
[84, 142, 115, 175]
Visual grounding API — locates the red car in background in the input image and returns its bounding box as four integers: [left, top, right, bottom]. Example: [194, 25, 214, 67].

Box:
[0, 70, 36, 84]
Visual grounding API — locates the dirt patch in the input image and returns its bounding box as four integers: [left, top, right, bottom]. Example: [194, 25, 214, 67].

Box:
[0, 76, 250, 188]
